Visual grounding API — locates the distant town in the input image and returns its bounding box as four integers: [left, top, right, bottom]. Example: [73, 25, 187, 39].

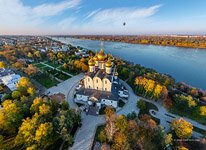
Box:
[0, 36, 205, 150]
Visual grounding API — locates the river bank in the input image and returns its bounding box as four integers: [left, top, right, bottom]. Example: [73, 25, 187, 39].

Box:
[67, 35, 206, 49]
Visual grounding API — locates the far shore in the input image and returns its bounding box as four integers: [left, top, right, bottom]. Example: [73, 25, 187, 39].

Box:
[54, 35, 206, 50]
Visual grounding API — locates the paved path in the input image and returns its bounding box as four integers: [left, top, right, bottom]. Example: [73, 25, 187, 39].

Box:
[117, 80, 140, 115]
[70, 114, 105, 150]
[40, 62, 74, 77]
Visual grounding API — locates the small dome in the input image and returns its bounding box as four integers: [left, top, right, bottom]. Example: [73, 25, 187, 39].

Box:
[93, 55, 98, 61]
[115, 71, 118, 76]
[105, 59, 112, 67]
[97, 49, 107, 61]
[88, 59, 95, 66]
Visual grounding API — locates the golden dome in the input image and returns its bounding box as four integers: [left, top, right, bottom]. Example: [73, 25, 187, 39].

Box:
[93, 55, 98, 61]
[105, 59, 112, 67]
[88, 58, 95, 66]
[97, 49, 107, 61]
[115, 71, 118, 76]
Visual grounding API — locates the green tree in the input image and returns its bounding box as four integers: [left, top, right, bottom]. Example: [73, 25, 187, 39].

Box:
[115, 115, 128, 133]
[12, 90, 21, 99]
[98, 130, 107, 143]
[137, 99, 146, 110]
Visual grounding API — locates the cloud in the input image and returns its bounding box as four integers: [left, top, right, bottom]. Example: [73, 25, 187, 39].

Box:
[86, 5, 162, 23]
[85, 8, 102, 20]
[0, 0, 81, 34]
[77, 5, 162, 35]
[32, 0, 81, 17]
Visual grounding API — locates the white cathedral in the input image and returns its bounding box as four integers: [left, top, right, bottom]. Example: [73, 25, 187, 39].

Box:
[76, 49, 122, 112]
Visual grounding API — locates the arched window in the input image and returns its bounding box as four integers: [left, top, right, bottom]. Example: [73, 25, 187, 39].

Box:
[96, 79, 98, 83]
[105, 80, 107, 84]
[105, 88, 107, 91]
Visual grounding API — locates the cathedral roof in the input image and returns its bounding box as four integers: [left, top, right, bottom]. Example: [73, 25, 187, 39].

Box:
[97, 49, 107, 61]
[88, 58, 95, 66]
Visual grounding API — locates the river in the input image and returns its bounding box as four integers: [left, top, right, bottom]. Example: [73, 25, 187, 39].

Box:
[52, 37, 206, 90]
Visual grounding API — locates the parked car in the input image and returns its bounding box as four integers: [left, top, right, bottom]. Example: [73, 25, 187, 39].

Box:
[75, 84, 82, 91]
[118, 91, 129, 98]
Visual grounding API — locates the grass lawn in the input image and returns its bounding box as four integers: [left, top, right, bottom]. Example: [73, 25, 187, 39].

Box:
[48, 69, 59, 75]
[59, 66, 78, 75]
[138, 101, 160, 124]
[44, 61, 61, 68]
[118, 99, 126, 107]
[33, 73, 59, 88]
[54, 72, 71, 80]
[34, 63, 45, 68]
[170, 107, 206, 125]
[41, 66, 53, 72]
[94, 125, 106, 142]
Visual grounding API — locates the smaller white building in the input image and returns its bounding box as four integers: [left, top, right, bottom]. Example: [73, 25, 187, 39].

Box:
[0, 69, 21, 91]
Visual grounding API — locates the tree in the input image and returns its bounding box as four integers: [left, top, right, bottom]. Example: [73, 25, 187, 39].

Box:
[27, 87, 36, 96]
[137, 99, 146, 110]
[35, 122, 53, 145]
[199, 106, 206, 116]
[15, 115, 39, 146]
[20, 95, 29, 102]
[105, 106, 115, 118]
[12, 59, 25, 70]
[39, 104, 51, 116]
[115, 115, 128, 133]
[177, 146, 189, 150]
[17, 77, 34, 95]
[112, 132, 130, 150]
[28, 52, 33, 59]
[34, 51, 41, 59]
[0, 100, 23, 134]
[12, 90, 21, 99]
[98, 130, 107, 143]
[101, 144, 111, 150]
[164, 134, 172, 145]
[30, 97, 43, 114]
[24, 64, 39, 76]
[171, 118, 193, 139]
[0, 61, 7, 68]
[105, 108, 116, 142]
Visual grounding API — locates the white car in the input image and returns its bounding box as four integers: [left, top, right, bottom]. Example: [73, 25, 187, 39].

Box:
[75, 84, 82, 90]
[118, 91, 129, 98]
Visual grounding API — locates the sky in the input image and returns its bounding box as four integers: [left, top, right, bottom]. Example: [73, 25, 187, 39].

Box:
[0, 0, 206, 35]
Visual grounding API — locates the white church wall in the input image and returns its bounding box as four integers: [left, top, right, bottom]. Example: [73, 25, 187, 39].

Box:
[84, 76, 94, 89]
[102, 78, 111, 92]
[93, 77, 103, 90]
